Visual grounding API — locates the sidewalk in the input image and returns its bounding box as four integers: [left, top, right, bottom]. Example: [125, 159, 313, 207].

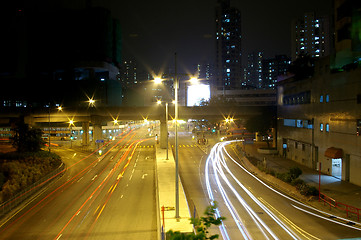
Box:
[155, 143, 193, 239]
[242, 141, 361, 222]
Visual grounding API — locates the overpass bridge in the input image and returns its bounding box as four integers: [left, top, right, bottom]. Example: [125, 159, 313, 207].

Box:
[0, 105, 274, 148]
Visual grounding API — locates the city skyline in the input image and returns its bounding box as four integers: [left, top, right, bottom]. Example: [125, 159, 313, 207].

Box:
[26, 0, 332, 73]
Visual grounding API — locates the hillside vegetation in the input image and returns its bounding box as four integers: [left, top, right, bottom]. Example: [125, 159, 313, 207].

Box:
[0, 150, 62, 203]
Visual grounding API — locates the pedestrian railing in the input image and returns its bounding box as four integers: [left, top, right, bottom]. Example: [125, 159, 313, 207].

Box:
[0, 163, 65, 218]
[320, 192, 360, 221]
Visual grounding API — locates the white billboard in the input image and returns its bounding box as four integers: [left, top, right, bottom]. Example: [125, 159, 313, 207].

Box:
[187, 84, 210, 106]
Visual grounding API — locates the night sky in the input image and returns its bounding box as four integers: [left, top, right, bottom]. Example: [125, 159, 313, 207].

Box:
[32, 0, 332, 73]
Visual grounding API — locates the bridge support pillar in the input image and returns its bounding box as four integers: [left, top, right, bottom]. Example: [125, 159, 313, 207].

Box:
[82, 122, 90, 146]
[90, 115, 104, 148]
[93, 124, 102, 146]
[160, 120, 168, 149]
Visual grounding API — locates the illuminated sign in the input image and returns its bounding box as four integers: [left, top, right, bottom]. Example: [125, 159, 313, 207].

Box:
[187, 84, 210, 106]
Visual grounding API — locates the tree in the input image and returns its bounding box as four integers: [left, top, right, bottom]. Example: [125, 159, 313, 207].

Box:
[11, 119, 45, 152]
[166, 202, 225, 240]
[199, 96, 237, 107]
[245, 108, 275, 148]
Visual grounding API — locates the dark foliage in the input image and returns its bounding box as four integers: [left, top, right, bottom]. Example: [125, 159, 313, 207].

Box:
[11, 119, 45, 152]
[166, 202, 225, 240]
[245, 108, 275, 148]
[0, 151, 61, 202]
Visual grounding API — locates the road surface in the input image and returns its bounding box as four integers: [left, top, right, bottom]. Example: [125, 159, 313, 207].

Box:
[0, 127, 157, 240]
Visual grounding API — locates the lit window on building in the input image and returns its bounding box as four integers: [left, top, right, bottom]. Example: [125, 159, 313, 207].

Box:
[326, 94, 329, 102]
[326, 123, 330, 132]
[320, 123, 324, 131]
[320, 95, 324, 102]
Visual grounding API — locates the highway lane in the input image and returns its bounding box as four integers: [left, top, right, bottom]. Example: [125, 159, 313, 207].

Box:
[204, 140, 361, 240]
[174, 131, 361, 239]
[0, 127, 157, 240]
[176, 133, 223, 237]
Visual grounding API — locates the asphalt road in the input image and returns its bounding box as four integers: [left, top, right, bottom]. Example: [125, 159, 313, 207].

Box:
[2, 127, 361, 239]
[203, 140, 361, 240]
[172, 131, 361, 239]
[0, 127, 157, 240]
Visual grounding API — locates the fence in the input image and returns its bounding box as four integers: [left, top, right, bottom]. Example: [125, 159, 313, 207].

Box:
[320, 192, 360, 221]
[0, 163, 66, 218]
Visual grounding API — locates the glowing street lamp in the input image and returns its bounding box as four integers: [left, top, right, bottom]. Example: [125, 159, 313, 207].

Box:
[225, 117, 234, 123]
[88, 98, 95, 107]
[189, 77, 199, 85]
[154, 77, 162, 84]
[153, 53, 194, 218]
[69, 119, 75, 148]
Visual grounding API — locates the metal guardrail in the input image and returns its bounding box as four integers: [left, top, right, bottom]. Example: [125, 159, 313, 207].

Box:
[320, 192, 360, 221]
[0, 163, 66, 218]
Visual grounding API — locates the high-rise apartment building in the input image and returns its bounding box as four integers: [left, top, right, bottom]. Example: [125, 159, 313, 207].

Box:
[214, 0, 242, 92]
[196, 63, 213, 81]
[262, 55, 291, 89]
[244, 53, 290, 89]
[244, 52, 263, 88]
[291, 12, 331, 61]
[121, 59, 138, 86]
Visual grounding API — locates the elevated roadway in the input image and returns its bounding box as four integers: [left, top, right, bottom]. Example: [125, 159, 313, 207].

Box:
[0, 105, 274, 125]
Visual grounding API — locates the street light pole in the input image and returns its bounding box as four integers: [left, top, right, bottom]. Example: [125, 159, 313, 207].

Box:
[174, 52, 180, 219]
[48, 103, 51, 152]
[166, 102, 169, 160]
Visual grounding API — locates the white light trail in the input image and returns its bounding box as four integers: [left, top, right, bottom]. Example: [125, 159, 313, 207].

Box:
[205, 141, 301, 239]
[204, 140, 361, 240]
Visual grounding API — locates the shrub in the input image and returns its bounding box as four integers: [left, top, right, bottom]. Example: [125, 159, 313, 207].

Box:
[0, 150, 62, 202]
[289, 167, 302, 180]
[300, 185, 319, 196]
[166, 202, 225, 240]
[276, 172, 292, 183]
[291, 178, 305, 187]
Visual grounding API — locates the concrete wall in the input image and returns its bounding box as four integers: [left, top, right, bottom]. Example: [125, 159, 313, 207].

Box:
[277, 58, 361, 186]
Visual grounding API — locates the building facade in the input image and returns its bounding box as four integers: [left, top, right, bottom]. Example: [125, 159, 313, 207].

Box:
[277, 57, 361, 186]
[244, 52, 263, 88]
[214, 0, 242, 92]
[244, 53, 291, 89]
[291, 12, 331, 61]
[262, 55, 291, 89]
